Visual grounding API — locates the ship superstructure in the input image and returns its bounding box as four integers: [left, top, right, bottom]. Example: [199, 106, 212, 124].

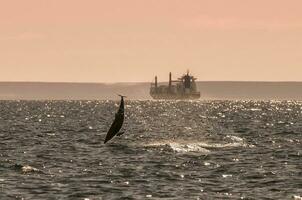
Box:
[150, 71, 201, 99]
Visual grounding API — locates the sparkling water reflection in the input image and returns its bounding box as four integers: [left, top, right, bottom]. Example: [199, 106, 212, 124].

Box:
[0, 100, 301, 199]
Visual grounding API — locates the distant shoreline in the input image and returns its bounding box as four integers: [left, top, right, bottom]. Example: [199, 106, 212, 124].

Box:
[1, 81, 302, 84]
[1, 81, 302, 100]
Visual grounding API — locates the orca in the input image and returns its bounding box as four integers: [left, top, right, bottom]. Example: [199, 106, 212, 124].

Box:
[116, 131, 125, 136]
[104, 95, 126, 144]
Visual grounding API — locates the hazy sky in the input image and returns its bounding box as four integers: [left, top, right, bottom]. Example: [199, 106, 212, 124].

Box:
[1, 0, 302, 82]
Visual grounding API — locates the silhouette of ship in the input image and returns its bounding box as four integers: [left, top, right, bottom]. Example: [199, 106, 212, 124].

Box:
[150, 71, 201, 99]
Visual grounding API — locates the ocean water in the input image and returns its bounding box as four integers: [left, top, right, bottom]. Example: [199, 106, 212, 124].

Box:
[0, 100, 301, 200]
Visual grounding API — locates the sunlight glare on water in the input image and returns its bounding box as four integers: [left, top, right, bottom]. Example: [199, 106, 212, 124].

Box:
[0, 100, 301, 199]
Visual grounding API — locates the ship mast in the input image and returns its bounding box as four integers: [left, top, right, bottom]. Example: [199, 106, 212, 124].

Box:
[169, 72, 172, 92]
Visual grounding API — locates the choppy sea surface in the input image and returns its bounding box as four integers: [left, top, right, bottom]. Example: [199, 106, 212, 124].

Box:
[0, 100, 301, 200]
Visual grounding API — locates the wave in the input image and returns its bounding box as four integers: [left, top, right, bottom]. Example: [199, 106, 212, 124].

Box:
[144, 137, 252, 153]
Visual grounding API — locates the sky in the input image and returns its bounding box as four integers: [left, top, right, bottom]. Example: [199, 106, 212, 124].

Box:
[0, 0, 302, 83]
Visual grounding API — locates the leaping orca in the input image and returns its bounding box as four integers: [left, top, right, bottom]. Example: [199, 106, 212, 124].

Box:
[104, 95, 126, 144]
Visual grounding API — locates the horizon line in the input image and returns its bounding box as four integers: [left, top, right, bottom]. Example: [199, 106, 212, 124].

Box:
[1, 80, 302, 84]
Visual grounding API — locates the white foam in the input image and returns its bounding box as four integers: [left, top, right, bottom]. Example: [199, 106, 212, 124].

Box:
[222, 174, 232, 178]
[293, 195, 302, 200]
[226, 135, 243, 142]
[168, 142, 210, 153]
[196, 142, 245, 148]
[146, 137, 253, 153]
[21, 165, 40, 173]
[147, 141, 210, 153]
[250, 108, 262, 111]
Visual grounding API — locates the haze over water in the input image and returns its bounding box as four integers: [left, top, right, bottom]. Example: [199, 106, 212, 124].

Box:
[0, 100, 301, 199]
[1, 81, 302, 100]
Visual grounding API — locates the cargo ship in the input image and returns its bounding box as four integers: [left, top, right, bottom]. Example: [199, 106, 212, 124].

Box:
[150, 71, 201, 99]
